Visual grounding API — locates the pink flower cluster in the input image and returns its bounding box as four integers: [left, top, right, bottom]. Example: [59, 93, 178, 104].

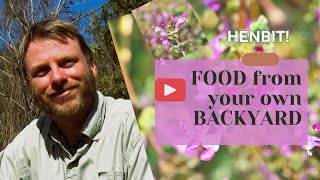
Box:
[186, 144, 220, 161]
[151, 13, 188, 47]
[201, 0, 221, 11]
[302, 124, 320, 156]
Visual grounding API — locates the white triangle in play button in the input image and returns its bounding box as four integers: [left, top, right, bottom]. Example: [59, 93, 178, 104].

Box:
[164, 84, 176, 96]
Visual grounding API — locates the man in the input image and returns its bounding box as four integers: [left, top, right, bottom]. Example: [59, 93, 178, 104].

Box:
[0, 19, 153, 179]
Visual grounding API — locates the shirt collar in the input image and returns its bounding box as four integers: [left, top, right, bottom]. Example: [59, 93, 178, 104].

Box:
[81, 91, 106, 140]
[47, 91, 106, 141]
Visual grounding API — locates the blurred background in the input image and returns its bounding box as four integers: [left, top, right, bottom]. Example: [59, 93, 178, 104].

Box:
[109, 0, 320, 179]
[0, 0, 148, 151]
[0, 0, 319, 179]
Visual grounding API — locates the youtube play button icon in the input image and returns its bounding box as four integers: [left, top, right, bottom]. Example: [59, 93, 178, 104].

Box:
[155, 78, 186, 102]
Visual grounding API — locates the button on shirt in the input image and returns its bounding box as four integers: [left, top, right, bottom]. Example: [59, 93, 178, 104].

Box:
[0, 91, 153, 180]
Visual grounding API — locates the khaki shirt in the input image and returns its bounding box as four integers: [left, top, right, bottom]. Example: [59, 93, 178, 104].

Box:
[0, 91, 153, 180]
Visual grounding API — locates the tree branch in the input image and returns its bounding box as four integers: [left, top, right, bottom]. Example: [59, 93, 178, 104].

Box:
[55, 0, 71, 18]
[0, 35, 18, 53]
[0, 92, 27, 112]
[55, 0, 64, 16]
[6, 20, 18, 52]
[0, 54, 14, 65]
[30, 0, 35, 24]
[5, 0, 28, 31]
[72, 3, 107, 24]
[0, 69, 14, 78]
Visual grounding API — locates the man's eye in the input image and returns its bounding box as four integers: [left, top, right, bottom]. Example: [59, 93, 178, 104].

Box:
[35, 68, 49, 77]
[62, 60, 76, 67]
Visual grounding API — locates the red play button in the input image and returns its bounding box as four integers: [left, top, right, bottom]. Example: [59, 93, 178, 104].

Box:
[155, 78, 186, 102]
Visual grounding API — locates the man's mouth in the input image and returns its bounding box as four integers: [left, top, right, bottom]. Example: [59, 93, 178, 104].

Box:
[49, 86, 77, 99]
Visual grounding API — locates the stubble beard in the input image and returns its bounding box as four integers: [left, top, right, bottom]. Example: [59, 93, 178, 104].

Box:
[30, 69, 96, 119]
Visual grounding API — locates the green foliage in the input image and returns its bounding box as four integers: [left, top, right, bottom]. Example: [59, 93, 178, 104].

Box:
[91, 43, 129, 99]
[250, 15, 269, 32]
[87, 0, 152, 99]
[197, 146, 234, 179]
[138, 106, 155, 130]
[96, 70, 129, 99]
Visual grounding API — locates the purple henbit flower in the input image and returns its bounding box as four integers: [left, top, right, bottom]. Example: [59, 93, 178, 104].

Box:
[245, 18, 251, 30]
[152, 14, 188, 36]
[162, 11, 169, 20]
[151, 25, 168, 36]
[149, 33, 158, 47]
[186, 144, 201, 151]
[174, 145, 197, 157]
[201, 0, 221, 11]
[200, 145, 220, 161]
[160, 37, 173, 46]
[280, 145, 292, 157]
[312, 124, 320, 131]
[210, 18, 228, 59]
[150, 37, 157, 47]
[160, 22, 167, 28]
[186, 144, 220, 161]
[170, 15, 176, 26]
[151, 25, 161, 32]
[255, 45, 264, 52]
[156, 14, 163, 24]
[301, 124, 320, 156]
[175, 14, 188, 31]
[308, 108, 318, 122]
[151, 13, 190, 55]
[302, 135, 320, 156]
[211, 36, 223, 59]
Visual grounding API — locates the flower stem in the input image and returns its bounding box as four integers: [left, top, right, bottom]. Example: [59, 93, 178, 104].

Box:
[175, 38, 186, 56]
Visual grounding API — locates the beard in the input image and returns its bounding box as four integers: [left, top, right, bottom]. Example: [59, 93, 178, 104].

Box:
[30, 68, 96, 119]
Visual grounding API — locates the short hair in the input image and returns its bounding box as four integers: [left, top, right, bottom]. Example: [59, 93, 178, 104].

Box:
[18, 19, 93, 82]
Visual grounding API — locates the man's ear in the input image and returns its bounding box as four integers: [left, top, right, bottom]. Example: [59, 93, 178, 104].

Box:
[90, 62, 97, 77]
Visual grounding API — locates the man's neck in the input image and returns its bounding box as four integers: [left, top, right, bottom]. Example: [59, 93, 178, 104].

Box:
[52, 100, 93, 148]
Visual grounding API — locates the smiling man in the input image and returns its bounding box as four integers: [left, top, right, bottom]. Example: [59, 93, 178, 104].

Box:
[0, 19, 153, 179]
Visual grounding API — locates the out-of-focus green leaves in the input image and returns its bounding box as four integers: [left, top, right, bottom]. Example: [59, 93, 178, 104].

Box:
[138, 106, 155, 136]
[250, 15, 269, 32]
[198, 146, 233, 179]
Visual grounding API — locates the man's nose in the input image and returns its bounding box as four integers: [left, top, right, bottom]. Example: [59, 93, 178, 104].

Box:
[50, 67, 67, 86]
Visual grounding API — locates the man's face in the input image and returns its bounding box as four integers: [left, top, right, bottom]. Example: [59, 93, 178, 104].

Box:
[25, 38, 97, 118]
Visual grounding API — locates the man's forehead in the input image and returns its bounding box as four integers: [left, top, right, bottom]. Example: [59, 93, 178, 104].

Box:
[26, 38, 81, 57]
[25, 38, 82, 68]
[28, 37, 78, 49]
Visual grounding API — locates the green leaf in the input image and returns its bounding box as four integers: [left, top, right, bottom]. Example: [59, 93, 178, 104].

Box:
[197, 146, 234, 179]
[138, 106, 155, 130]
[250, 15, 269, 32]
